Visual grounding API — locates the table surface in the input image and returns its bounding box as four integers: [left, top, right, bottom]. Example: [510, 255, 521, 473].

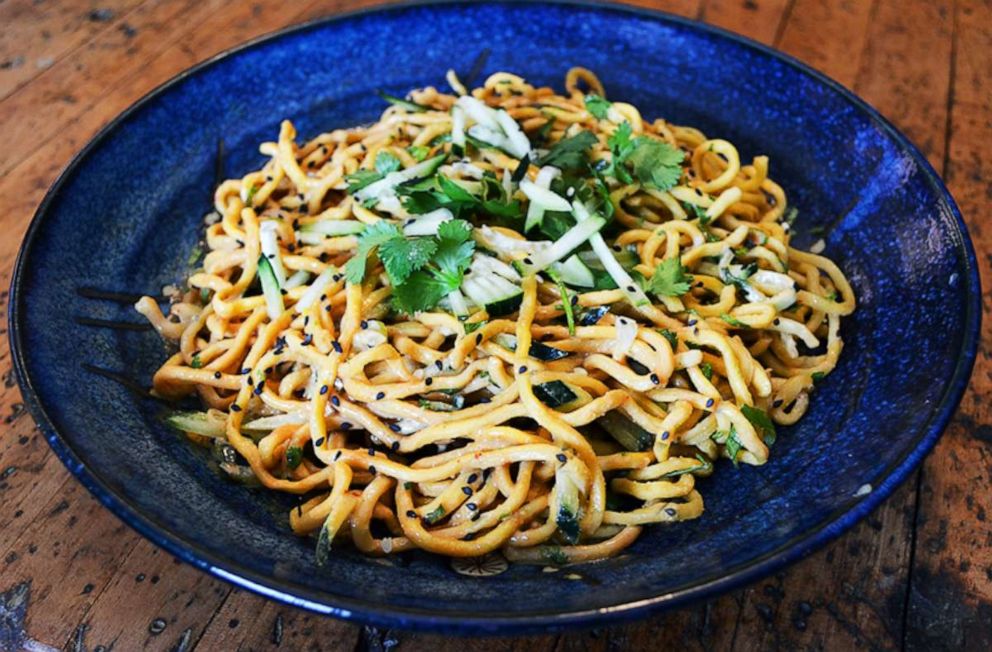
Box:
[1, 0, 989, 650]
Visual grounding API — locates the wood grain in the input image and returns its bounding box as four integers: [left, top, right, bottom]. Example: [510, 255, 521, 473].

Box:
[0, 1, 988, 650]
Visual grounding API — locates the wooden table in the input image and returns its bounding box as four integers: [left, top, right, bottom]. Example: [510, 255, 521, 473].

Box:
[0, 0, 988, 649]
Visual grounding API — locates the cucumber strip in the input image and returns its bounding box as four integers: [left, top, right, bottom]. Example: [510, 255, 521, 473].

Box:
[450, 105, 466, 150]
[455, 96, 502, 130]
[378, 91, 428, 112]
[257, 255, 283, 320]
[467, 124, 515, 154]
[533, 380, 578, 408]
[573, 201, 651, 308]
[298, 220, 367, 237]
[242, 412, 307, 432]
[446, 288, 470, 317]
[597, 411, 654, 451]
[554, 459, 584, 544]
[494, 109, 532, 159]
[554, 254, 595, 287]
[165, 411, 225, 438]
[355, 154, 447, 203]
[259, 221, 287, 287]
[493, 334, 570, 361]
[524, 166, 563, 232]
[296, 265, 338, 313]
[284, 270, 311, 289]
[516, 216, 606, 276]
[462, 276, 523, 317]
[520, 178, 571, 212]
[577, 247, 639, 271]
[403, 208, 454, 236]
[470, 252, 521, 282]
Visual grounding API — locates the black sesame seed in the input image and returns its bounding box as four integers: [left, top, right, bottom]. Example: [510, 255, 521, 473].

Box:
[240, 367, 251, 374]
[471, 511, 482, 521]
[705, 398, 714, 408]
[665, 507, 678, 517]
[461, 486, 473, 496]
[467, 473, 478, 483]
[213, 371, 221, 379]
[332, 341, 343, 353]
[334, 451, 342, 460]
[280, 288, 288, 296]
[475, 333, 483, 345]
[571, 294, 579, 305]
[466, 502, 478, 511]
[320, 385, 329, 395]
[650, 373, 660, 384]
[230, 404, 242, 412]
[368, 448, 376, 456]
[247, 376, 254, 385]
[556, 453, 567, 463]
[687, 319, 697, 326]
[626, 285, 636, 292]
[661, 431, 670, 440]
[341, 422, 352, 429]
[478, 397, 491, 404]
[523, 257, 533, 265]
[773, 318, 781, 325]
[464, 532, 477, 541]
[254, 385, 263, 395]
[406, 510, 417, 518]
[331, 395, 340, 406]
[435, 360, 443, 369]
[360, 320, 368, 329]
[391, 441, 400, 451]
[518, 365, 527, 373]
[425, 378, 433, 386]
[773, 399, 784, 408]
[315, 437, 325, 446]
[376, 392, 385, 400]
[369, 465, 377, 475]
[389, 423, 401, 432]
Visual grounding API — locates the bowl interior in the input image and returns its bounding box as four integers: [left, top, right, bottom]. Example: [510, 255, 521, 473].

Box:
[12, 0, 977, 632]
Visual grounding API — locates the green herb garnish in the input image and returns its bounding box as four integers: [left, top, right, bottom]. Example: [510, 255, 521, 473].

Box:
[584, 94, 612, 119]
[285, 446, 303, 470]
[741, 405, 776, 446]
[649, 258, 693, 297]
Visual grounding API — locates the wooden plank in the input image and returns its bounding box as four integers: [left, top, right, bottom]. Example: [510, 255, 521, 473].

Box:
[191, 590, 362, 651]
[905, 0, 992, 648]
[701, 0, 793, 45]
[724, 1, 954, 649]
[0, 0, 148, 100]
[63, 539, 232, 652]
[776, 0, 874, 88]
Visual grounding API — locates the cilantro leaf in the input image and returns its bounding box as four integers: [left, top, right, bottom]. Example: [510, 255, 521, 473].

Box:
[720, 313, 749, 328]
[721, 262, 757, 292]
[711, 424, 743, 467]
[389, 220, 475, 315]
[375, 151, 402, 174]
[537, 130, 598, 171]
[391, 270, 448, 314]
[700, 361, 714, 380]
[741, 405, 776, 446]
[344, 221, 402, 284]
[606, 122, 634, 184]
[584, 94, 612, 120]
[378, 236, 437, 285]
[407, 145, 430, 161]
[659, 329, 678, 349]
[345, 169, 384, 194]
[626, 137, 684, 190]
[649, 258, 693, 297]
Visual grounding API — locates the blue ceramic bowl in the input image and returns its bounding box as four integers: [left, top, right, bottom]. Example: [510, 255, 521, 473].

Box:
[9, 0, 981, 634]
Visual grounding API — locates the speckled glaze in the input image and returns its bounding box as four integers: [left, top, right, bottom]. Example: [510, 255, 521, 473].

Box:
[9, 0, 981, 635]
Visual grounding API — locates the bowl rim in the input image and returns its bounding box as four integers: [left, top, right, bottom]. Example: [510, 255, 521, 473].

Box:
[8, 0, 983, 635]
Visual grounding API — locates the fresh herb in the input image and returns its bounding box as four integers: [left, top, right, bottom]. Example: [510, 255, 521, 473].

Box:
[712, 424, 743, 467]
[584, 94, 612, 119]
[659, 329, 678, 349]
[187, 244, 204, 267]
[343, 220, 404, 284]
[190, 353, 203, 369]
[511, 153, 531, 183]
[463, 320, 486, 334]
[375, 151, 402, 174]
[199, 287, 211, 304]
[720, 313, 749, 328]
[700, 361, 714, 381]
[811, 371, 826, 383]
[536, 130, 598, 171]
[826, 290, 839, 302]
[285, 446, 303, 470]
[377, 90, 428, 112]
[377, 234, 438, 285]
[244, 184, 259, 206]
[682, 200, 709, 224]
[721, 262, 757, 292]
[424, 505, 446, 524]
[741, 405, 777, 446]
[606, 122, 685, 191]
[407, 145, 431, 161]
[578, 305, 609, 326]
[649, 258, 693, 297]
[344, 151, 405, 194]
[390, 220, 476, 314]
[401, 174, 521, 219]
[546, 268, 576, 335]
[541, 546, 569, 566]
[660, 454, 713, 479]
[782, 206, 799, 228]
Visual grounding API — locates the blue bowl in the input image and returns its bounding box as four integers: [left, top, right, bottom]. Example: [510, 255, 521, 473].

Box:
[9, 0, 981, 634]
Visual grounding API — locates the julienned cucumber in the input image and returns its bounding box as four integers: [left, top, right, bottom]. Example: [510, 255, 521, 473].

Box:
[596, 411, 654, 451]
[554, 254, 595, 287]
[165, 411, 225, 438]
[515, 217, 606, 276]
[257, 254, 284, 320]
[461, 275, 523, 317]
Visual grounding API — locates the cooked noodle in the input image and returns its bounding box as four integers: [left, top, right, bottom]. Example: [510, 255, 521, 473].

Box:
[140, 68, 855, 565]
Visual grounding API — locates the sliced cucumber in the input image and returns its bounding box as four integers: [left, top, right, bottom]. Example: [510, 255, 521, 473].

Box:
[403, 208, 454, 236]
[259, 221, 287, 286]
[554, 254, 595, 287]
[257, 254, 283, 320]
[298, 220, 367, 241]
[165, 411, 225, 438]
[520, 178, 571, 212]
[469, 252, 521, 282]
[296, 265, 338, 313]
[378, 91, 428, 113]
[494, 109, 532, 159]
[455, 96, 501, 130]
[597, 411, 654, 452]
[554, 459, 583, 544]
[450, 105, 466, 150]
[578, 248, 639, 271]
[515, 216, 606, 276]
[533, 380, 578, 409]
[524, 166, 562, 232]
[493, 334, 570, 361]
[573, 201, 651, 309]
[354, 154, 446, 203]
[461, 275, 523, 317]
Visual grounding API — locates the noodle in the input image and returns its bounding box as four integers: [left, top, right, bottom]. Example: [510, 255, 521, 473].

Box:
[142, 68, 855, 566]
